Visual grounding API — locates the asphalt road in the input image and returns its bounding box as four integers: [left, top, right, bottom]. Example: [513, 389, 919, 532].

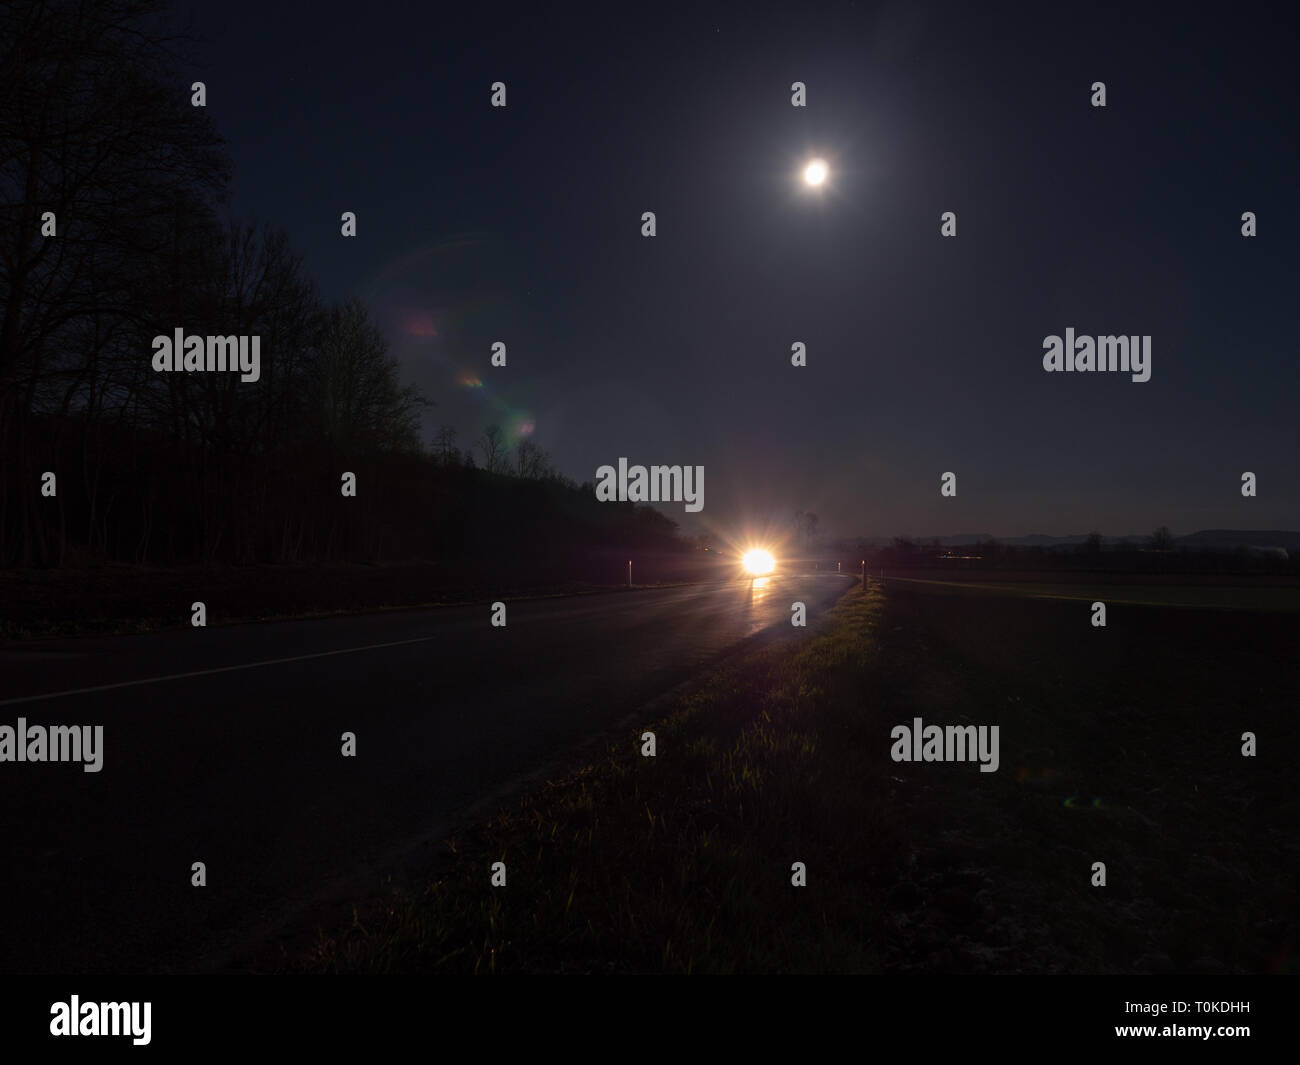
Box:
[0, 571, 853, 973]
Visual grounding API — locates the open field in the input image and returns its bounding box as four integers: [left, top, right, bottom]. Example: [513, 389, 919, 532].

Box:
[881, 571, 1300, 612]
[277, 580, 1298, 974]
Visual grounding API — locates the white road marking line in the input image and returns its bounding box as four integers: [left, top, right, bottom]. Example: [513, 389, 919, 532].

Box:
[0, 635, 442, 707]
[3, 577, 845, 707]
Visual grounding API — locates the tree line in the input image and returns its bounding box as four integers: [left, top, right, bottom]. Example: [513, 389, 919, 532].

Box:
[0, 1, 683, 568]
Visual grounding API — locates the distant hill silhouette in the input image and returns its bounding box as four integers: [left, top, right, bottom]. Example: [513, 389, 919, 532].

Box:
[1176, 530, 1300, 551]
[845, 531, 1300, 551]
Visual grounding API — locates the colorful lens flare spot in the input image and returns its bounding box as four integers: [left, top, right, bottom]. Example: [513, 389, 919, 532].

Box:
[399, 308, 437, 338]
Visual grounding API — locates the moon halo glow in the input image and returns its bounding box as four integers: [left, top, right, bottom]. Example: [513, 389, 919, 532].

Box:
[803, 159, 828, 186]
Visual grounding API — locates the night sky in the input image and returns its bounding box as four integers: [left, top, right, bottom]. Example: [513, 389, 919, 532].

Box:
[178, 2, 1299, 541]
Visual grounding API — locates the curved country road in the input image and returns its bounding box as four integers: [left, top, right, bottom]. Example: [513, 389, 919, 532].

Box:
[0, 572, 853, 972]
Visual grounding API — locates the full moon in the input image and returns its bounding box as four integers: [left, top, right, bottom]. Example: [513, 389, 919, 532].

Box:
[803, 159, 828, 186]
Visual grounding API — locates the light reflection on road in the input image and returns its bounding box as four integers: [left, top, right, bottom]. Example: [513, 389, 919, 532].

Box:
[740, 573, 842, 637]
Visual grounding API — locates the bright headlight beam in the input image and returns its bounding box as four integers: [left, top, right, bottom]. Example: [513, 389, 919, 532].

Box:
[742, 549, 776, 576]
